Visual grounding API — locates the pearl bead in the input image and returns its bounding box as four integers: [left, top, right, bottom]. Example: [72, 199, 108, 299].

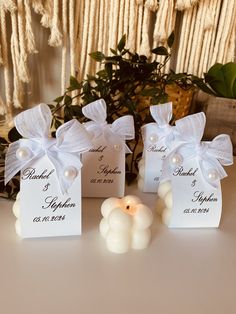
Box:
[63, 166, 77, 181]
[208, 169, 218, 181]
[149, 134, 158, 143]
[170, 153, 183, 166]
[16, 147, 31, 161]
[114, 144, 121, 151]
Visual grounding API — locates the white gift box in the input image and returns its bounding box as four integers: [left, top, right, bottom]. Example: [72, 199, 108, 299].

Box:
[157, 112, 233, 228]
[81, 99, 134, 198]
[5, 104, 92, 238]
[138, 102, 176, 193]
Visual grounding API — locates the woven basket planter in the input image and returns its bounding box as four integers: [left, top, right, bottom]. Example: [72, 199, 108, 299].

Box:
[134, 83, 194, 123]
[166, 84, 194, 121]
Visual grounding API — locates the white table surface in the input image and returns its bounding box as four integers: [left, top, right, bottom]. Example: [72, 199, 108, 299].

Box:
[0, 160, 236, 314]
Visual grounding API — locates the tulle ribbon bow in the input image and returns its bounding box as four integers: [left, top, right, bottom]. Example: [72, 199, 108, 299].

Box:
[164, 112, 233, 188]
[142, 102, 175, 146]
[82, 99, 135, 153]
[5, 103, 92, 193]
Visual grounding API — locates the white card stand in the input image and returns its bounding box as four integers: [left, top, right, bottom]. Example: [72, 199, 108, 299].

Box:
[138, 102, 175, 193]
[159, 158, 222, 228]
[138, 123, 168, 193]
[19, 155, 82, 238]
[81, 135, 125, 198]
[157, 112, 233, 228]
[80, 98, 134, 198]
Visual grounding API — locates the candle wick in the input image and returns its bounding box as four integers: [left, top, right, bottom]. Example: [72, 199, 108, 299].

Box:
[126, 205, 130, 210]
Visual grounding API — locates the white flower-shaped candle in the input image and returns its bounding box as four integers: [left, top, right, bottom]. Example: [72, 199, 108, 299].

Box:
[156, 181, 172, 226]
[99, 195, 153, 254]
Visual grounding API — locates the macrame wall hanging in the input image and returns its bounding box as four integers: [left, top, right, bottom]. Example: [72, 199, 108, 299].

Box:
[0, 0, 235, 118]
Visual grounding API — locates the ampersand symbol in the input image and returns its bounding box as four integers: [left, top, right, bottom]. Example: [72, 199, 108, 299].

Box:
[191, 179, 197, 187]
[98, 155, 104, 161]
[43, 183, 50, 191]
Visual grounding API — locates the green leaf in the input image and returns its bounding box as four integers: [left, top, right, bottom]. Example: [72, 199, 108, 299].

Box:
[0, 137, 9, 145]
[117, 34, 126, 52]
[8, 127, 22, 142]
[105, 62, 112, 80]
[64, 94, 72, 106]
[140, 87, 160, 97]
[83, 82, 90, 93]
[110, 48, 117, 55]
[69, 76, 81, 89]
[167, 31, 175, 48]
[206, 63, 229, 98]
[89, 51, 105, 62]
[233, 79, 236, 98]
[221, 62, 236, 98]
[191, 77, 217, 96]
[54, 95, 64, 103]
[96, 69, 108, 78]
[151, 46, 169, 56]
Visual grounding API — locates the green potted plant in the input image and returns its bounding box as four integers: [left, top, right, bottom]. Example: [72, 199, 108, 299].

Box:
[0, 33, 195, 198]
[192, 62, 236, 154]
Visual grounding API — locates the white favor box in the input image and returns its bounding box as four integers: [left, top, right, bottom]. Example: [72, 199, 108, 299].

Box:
[18, 155, 82, 238]
[81, 135, 125, 198]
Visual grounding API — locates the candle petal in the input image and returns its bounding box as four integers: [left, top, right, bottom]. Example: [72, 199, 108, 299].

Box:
[133, 204, 153, 230]
[106, 230, 130, 254]
[108, 209, 132, 231]
[101, 197, 122, 218]
[99, 218, 110, 238]
[131, 229, 151, 250]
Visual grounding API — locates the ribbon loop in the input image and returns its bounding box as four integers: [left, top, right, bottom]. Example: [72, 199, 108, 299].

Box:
[82, 99, 135, 152]
[163, 112, 233, 188]
[82, 99, 107, 123]
[150, 102, 172, 126]
[175, 112, 206, 143]
[142, 102, 175, 146]
[5, 104, 92, 194]
[15, 103, 52, 139]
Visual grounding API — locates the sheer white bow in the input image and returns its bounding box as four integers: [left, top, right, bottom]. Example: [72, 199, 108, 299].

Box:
[82, 99, 135, 153]
[5, 104, 92, 193]
[141, 102, 176, 148]
[163, 112, 233, 188]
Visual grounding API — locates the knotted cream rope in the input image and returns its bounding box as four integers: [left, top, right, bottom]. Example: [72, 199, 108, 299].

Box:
[0, 0, 236, 112]
[61, 0, 68, 94]
[0, 6, 12, 110]
[48, 0, 62, 47]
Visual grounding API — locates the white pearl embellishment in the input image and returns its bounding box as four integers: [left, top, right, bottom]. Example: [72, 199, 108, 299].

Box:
[170, 153, 183, 166]
[16, 147, 31, 161]
[149, 134, 158, 143]
[208, 169, 218, 181]
[114, 144, 121, 151]
[63, 166, 77, 181]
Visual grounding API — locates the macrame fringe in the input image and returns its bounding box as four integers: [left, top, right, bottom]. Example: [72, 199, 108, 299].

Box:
[145, 0, 158, 12]
[24, 0, 38, 54]
[0, 0, 236, 112]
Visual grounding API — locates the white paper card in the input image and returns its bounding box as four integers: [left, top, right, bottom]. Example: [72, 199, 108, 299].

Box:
[19, 155, 82, 238]
[143, 139, 168, 192]
[169, 158, 222, 228]
[81, 135, 125, 197]
[140, 123, 168, 193]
